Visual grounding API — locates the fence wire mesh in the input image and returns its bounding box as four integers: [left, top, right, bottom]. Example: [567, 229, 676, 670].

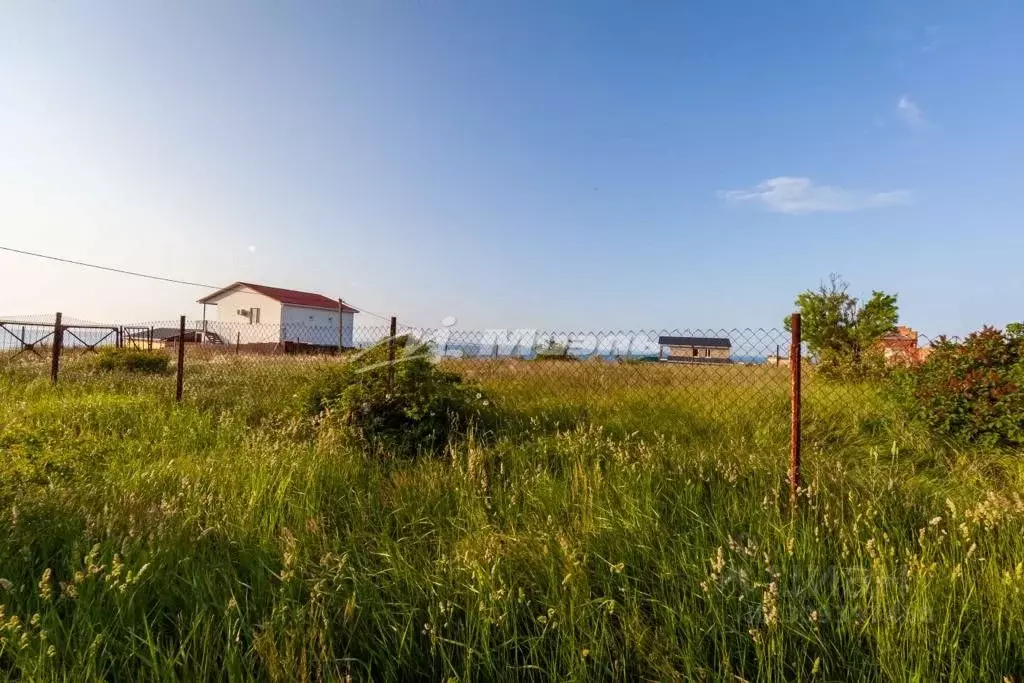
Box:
[1, 315, 945, 441]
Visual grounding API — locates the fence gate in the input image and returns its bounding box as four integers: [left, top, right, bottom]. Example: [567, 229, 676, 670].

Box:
[60, 324, 122, 353]
[122, 326, 154, 350]
[0, 320, 56, 363]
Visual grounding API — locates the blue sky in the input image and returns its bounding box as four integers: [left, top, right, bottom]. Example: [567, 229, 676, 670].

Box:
[1, 1, 1022, 335]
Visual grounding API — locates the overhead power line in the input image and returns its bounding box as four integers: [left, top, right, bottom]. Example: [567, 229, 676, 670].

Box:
[1, 245, 217, 288]
[0, 244, 392, 322]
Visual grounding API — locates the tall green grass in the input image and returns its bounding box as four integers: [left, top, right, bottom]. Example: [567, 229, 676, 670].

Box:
[1, 360, 1023, 680]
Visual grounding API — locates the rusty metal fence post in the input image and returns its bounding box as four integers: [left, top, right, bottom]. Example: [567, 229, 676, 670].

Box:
[50, 312, 63, 384]
[387, 316, 397, 392]
[175, 315, 186, 402]
[790, 313, 802, 506]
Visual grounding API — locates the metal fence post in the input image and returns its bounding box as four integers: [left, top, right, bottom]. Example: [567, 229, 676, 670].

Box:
[148, 326, 154, 351]
[236, 331, 240, 355]
[387, 316, 397, 392]
[175, 315, 186, 402]
[790, 313, 802, 507]
[50, 312, 63, 384]
[338, 299, 345, 353]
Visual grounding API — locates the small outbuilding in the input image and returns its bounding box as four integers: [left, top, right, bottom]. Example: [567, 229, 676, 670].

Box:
[127, 328, 204, 350]
[658, 336, 732, 363]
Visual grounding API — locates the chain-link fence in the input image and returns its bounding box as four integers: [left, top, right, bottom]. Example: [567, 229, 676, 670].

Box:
[6, 312, 959, 502]
[8, 313, 913, 413]
[2, 314, 939, 458]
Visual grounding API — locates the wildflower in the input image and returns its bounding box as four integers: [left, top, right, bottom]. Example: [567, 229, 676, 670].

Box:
[38, 569, 53, 602]
[809, 609, 819, 624]
[0, 578, 11, 591]
[711, 546, 726, 576]
[761, 581, 780, 628]
[929, 516, 943, 527]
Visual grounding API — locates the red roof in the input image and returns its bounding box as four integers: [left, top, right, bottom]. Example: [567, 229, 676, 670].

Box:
[198, 282, 358, 312]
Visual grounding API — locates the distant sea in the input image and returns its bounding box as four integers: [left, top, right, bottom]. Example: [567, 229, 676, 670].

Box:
[361, 340, 769, 365]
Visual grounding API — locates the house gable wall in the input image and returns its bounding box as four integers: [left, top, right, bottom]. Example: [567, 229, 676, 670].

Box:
[207, 287, 283, 326]
[204, 287, 284, 344]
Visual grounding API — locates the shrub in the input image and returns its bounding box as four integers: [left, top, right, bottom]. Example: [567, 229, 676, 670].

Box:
[300, 335, 491, 457]
[95, 348, 171, 374]
[816, 347, 889, 381]
[900, 325, 1024, 446]
[533, 337, 572, 361]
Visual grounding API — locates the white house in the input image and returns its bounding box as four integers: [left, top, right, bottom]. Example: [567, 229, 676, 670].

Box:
[197, 282, 358, 347]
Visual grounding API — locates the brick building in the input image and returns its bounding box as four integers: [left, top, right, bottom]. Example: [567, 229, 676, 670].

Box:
[878, 326, 931, 365]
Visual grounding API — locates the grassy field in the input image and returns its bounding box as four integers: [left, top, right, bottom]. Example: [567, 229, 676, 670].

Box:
[1, 354, 1023, 680]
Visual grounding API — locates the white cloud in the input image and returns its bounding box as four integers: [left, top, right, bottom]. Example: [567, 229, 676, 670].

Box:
[247, 245, 256, 253]
[718, 177, 912, 215]
[896, 95, 926, 128]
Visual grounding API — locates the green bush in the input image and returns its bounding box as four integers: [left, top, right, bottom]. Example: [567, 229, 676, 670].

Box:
[816, 347, 889, 381]
[300, 335, 491, 457]
[899, 325, 1024, 446]
[95, 348, 171, 374]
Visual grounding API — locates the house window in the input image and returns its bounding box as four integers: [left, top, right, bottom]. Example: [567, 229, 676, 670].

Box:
[692, 347, 699, 357]
[250, 307, 261, 324]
